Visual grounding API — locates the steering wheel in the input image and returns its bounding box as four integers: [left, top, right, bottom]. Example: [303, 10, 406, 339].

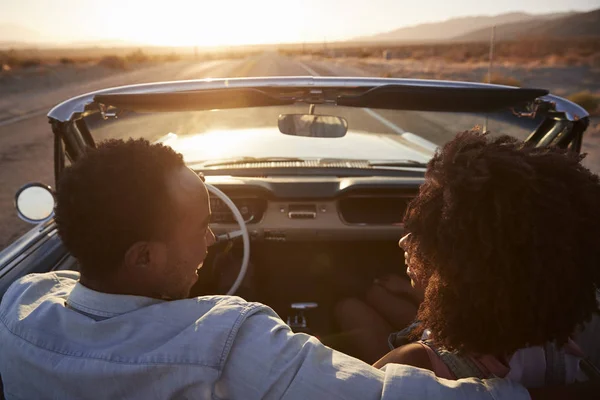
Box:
[205, 184, 250, 295]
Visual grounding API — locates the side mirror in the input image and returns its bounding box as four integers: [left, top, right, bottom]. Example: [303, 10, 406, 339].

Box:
[15, 183, 55, 224]
[278, 114, 348, 138]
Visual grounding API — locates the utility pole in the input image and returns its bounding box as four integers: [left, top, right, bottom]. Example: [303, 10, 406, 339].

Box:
[487, 26, 496, 84]
[484, 25, 496, 132]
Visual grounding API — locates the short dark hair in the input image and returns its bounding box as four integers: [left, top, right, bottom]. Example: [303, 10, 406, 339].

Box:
[55, 139, 185, 280]
[405, 130, 600, 355]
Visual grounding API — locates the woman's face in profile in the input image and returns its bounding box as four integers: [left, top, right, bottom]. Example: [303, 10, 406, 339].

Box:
[399, 233, 427, 293]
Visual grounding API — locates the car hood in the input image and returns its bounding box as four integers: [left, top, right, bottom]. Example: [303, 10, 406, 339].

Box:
[160, 127, 437, 165]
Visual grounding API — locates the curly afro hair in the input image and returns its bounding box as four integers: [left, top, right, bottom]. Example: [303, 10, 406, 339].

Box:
[404, 130, 600, 355]
[55, 139, 185, 280]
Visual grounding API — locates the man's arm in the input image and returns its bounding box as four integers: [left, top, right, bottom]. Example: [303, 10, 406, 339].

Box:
[218, 307, 529, 400]
[373, 342, 433, 371]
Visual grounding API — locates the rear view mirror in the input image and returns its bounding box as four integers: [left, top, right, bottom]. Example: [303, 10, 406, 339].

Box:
[278, 114, 348, 138]
[15, 183, 55, 224]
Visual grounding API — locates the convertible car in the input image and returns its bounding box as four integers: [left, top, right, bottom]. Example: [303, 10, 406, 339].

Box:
[0, 77, 595, 373]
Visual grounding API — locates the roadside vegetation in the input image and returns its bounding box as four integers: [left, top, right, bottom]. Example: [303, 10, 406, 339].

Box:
[567, 91, 600, 116]
[281, 38, 600, 67]
[0, 46, 262, 73]
[0, 48, 187, 72]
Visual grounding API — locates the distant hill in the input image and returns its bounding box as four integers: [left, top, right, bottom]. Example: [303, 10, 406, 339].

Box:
[357, 11, 573, 42]
[455, 8, 600, 41]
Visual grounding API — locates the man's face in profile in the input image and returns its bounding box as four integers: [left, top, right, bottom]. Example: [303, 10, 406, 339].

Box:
[143, 167, 216, 300]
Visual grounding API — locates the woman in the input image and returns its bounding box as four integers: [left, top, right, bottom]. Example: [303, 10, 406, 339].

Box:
[336, 130, 600, 387]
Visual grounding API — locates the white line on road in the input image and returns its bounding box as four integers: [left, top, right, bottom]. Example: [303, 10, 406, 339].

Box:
[362, 108, 405, 134]
[0, 109, 49, 128]
[296, 61, 320, 77]
[295, 60, 406, 135]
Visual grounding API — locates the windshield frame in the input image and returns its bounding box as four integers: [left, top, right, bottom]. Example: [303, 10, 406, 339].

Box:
[48, 76, 590, 185]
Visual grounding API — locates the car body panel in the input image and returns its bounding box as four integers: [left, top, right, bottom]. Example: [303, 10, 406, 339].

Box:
[47, 77, 590, 124]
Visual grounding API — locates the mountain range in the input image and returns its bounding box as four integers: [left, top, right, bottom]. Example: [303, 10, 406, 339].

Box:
[358, 8, 599, 43]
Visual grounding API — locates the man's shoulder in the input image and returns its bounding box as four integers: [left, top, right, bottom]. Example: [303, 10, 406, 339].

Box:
[0, 271, 78, 313]
[8, 270, 79, 289]
[174, 294, 277, 332]
[0, 270, 271, 324]
[0, 272, 281, 369]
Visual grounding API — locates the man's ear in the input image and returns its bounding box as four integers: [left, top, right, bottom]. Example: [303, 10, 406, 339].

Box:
[124, 241, 168, 275]
[123, 242, 152, 269]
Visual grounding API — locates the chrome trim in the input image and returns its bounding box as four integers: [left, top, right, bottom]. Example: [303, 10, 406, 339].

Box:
[541, 94, 591, 122]
[47, 76, 590, 124]
[288, 211, 317, 219]
[0, 222, 56, 275]
[14, 182, 56, 225]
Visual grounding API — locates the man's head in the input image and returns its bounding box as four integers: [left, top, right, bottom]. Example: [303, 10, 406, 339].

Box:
[402, 130, 600, 354]
[55, 139, 215, 300]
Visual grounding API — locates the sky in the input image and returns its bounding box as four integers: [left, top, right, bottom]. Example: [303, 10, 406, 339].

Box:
[1, 0, 598, 46]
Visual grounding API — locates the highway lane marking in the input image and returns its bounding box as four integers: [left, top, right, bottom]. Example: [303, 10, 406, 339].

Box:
[295, 60, 406, 135]
[0, 109, 49, 128]
[362, 108, 406, 134]
[236, 58, 258, 77]
[296, 61, 319, 76]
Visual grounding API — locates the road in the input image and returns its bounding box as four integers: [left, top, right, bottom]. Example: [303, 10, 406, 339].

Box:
[0, 53, 585, 248]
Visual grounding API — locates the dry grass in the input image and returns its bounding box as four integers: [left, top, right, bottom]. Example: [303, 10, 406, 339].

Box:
[97, 55, 128, 70]
[567, 91, 600, 116]
[281, 38, 600, 67]
[488, 74, 522, 87]
[0, 45, 263, 73]
[0, 48, 212, 72]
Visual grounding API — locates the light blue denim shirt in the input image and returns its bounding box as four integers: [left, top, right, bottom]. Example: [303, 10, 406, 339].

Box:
[0, 271, 529, 400]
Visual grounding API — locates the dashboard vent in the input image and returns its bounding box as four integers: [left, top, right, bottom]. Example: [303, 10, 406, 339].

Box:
[338, 189, 417, 225]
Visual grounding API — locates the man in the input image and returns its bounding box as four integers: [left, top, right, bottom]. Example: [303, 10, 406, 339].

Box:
[0, 139, 590, 399]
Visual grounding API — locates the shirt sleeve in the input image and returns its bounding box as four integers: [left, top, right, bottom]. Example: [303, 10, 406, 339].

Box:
[217, 307, 530, 400]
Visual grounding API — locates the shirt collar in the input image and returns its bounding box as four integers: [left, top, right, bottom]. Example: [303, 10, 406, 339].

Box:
[66, 282, 165, 319]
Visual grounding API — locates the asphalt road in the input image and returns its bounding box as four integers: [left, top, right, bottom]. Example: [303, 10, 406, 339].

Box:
[0, 53, 546, 249]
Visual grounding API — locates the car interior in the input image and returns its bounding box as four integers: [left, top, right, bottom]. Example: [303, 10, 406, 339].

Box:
[192, 177, 419, 348]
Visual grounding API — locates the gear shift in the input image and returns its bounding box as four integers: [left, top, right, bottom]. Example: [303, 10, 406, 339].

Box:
[287, 302, 318, 334]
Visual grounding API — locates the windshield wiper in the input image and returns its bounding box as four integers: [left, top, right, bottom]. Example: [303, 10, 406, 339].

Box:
[202, 157, 428, 169]
[201, 156, 305, 167]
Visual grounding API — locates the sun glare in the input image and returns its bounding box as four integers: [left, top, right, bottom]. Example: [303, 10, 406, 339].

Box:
[106, 0, 308, 47]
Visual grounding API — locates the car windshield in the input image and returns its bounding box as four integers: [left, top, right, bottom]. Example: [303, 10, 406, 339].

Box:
[85, 104, 544, 168]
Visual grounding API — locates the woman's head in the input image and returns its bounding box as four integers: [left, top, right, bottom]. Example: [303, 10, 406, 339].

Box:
[404, 130, 600, 355]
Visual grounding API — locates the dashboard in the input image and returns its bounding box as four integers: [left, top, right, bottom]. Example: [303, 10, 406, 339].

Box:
[206, 175, 423, 242]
